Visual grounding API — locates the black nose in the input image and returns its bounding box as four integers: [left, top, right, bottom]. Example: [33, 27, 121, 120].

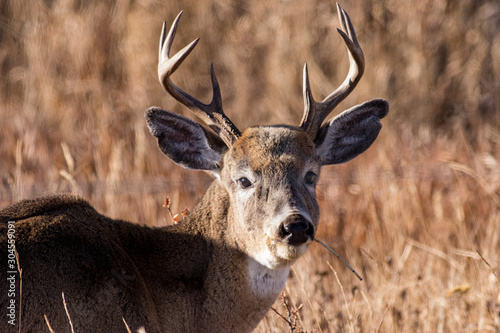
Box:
[280, 215, 314, 245]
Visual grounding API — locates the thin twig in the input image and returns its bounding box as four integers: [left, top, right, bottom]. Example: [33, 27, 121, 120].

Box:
[271, 306, 292, 326]
[281, 292, 296, 333]
[290, 266, 323, 333]
[271, 292, 304, 333]
[62, 292, 75, 333]
[162, 196, 189, 224]
[375, 306, 390, 333]
[406, 238, 462, 271]
[123, 317, 133, 333]
[476, 250, 499, 284]
[162, 197, 176, 223]
[44, 315, 55, 333]
[314, 238, 363, 281]
[328, 262, 355, 333]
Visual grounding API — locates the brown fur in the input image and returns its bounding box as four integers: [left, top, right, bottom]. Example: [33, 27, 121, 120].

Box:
[1, 181, 280, 332]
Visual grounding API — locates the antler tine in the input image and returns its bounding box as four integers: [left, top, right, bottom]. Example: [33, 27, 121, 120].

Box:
[299, 3, 365, 139]
[158, 11, 241, 146]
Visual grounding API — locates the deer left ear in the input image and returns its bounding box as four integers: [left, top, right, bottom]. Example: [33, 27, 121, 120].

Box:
[145, 107, 227, 173]
[314, 99, 388, 165]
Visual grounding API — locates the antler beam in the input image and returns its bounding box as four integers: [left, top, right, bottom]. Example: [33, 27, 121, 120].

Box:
[158, 11, 241, 146]
[299, 3, 365, 139]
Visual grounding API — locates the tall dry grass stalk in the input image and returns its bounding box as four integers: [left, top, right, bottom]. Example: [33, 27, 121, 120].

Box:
[0, 0, 499, 331]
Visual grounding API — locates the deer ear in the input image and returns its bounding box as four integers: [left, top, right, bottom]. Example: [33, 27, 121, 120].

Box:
[314, 99, 388, 165]
[145, 107, 227, 172]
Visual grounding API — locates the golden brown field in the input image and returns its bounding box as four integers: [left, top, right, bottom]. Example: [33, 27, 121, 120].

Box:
[1, 0, 499, 331]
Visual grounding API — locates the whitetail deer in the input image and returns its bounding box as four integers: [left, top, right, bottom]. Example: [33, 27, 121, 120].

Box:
[0, 4, 388, 332]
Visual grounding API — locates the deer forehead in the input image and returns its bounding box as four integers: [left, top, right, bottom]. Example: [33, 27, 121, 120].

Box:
[227, 126, 316, 172]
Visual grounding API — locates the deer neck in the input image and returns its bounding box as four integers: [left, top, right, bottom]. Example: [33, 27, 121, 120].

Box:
[180, 180, 289, 331]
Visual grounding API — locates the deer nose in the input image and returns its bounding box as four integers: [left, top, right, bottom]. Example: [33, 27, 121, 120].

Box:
[280, 215, 314, 245]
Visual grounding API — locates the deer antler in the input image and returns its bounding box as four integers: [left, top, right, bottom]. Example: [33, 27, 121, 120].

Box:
[299, 3, 365, 139]
[158, 11, 241, 146]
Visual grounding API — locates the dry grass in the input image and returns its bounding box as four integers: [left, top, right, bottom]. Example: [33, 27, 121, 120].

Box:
[0, 0, 499, 331]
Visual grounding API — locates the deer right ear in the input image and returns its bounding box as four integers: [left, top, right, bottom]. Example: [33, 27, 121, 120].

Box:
[145, 107, 227, 173]
[314, 99, 389, 165]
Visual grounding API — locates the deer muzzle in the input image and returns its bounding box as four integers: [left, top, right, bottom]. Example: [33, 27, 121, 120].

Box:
[279, 214, 315, 245]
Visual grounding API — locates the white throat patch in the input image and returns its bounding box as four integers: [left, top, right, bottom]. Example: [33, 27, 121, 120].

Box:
[247, 257, 289, 299]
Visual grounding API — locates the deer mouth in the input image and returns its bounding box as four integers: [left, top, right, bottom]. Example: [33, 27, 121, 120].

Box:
[250, 215, 315, 269]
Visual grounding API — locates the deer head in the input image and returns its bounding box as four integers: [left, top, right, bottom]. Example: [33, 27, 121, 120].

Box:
[146, 4, 388, 270]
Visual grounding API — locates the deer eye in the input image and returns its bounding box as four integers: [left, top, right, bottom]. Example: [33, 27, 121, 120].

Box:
[237, 177, 253, 189]
[304, 171, 318, 185]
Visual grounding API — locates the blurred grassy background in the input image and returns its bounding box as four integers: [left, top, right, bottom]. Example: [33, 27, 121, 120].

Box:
[0, 0, 499, 331]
